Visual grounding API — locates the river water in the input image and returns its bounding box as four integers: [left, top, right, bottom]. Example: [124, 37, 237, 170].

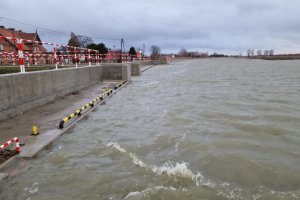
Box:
[1, 58, 300, 200]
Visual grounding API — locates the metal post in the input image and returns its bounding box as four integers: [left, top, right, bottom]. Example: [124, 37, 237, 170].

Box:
[74, 48, 78, 68]
[54, 46, 58, 69]
[95, 51, 98, 65]
[88, 49, 91, 66]
[18, 39, 25, 73]
[61, 56, 64, 66]
[113, 45, 116, 63]
[27, 55, 30, 67]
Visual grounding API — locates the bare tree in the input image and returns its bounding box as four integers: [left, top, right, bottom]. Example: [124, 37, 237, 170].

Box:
[247, 49, 251, 57]
[251, 49, 254, 56]
[179, 47, 188, 57]
[150, 45, 161, 58]
[68, 32, 81, 51]
[77, 35, 93, 48]
[264, 50, 269, 56]
[269, 49, 274, 55]
[200, 52, 208, 57]
[257, 50, 262, 56]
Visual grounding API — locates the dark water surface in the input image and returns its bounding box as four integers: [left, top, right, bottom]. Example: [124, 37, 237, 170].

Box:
[1, 58, 300, 199]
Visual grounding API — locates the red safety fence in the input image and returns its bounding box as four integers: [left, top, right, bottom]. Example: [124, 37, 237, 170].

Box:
[0, 137, 20, 152]
[0, 36, 100, 72]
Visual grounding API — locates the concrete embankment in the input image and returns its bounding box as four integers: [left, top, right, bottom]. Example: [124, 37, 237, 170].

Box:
[0, 60, 169, 175]
[0, 60, 168, 123]
[0, 60, 168, 177]
[0, 64, 132, 122]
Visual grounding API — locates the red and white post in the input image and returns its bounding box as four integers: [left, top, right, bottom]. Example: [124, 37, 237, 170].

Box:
[74, 48, 78, 68]
[12, 55, 15, 65]
[34, 54, 37, 65]
[54, 46, 58, 69]
[61, 55, 64, 66]
[88, 49, 91, 66]
[0, 137, 20, 152]
[96, 51, 99, 65]
[18, 39, 25, 73]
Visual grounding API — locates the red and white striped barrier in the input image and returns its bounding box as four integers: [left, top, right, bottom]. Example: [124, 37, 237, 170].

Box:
[0, 36, 101, 72]
[0, 137, 20, 152]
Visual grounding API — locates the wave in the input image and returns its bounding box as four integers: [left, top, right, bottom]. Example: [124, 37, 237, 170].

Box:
[103, 141, 299, 200]
[125, 186, 177, 199]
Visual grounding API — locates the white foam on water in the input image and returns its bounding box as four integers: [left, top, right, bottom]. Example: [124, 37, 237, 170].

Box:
[130, 153, 216, 188]
[174, 133, 186, 149]
[24, 182, 39, 194]
[103, 142, 127, 153]
[124, 186, 177, 199]
[216, 188, 243, 200]
[103, 142, 216, 188]
[103, 142, 299, 200]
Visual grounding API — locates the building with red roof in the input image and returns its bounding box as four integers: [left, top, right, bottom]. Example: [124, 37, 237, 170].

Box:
[0, 26, 47, 64]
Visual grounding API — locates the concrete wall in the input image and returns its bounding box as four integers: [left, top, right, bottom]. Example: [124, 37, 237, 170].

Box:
[0, 64, 133, 121]
[138, 61, 152, 66]
[131, 63, 141, 76]
[135, 60, 168, 66]
[151, 60, 168, 65]
[0, 65, 109, 121]
[102, 63, 131, 81]
[122, 64, 131, 81]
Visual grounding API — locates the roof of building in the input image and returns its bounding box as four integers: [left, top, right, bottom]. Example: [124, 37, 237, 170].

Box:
[0, 26, 47, 51]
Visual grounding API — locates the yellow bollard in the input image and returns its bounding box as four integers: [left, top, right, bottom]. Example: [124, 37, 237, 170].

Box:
[31, 126, 39, 136]
[106, 87, 108, 91]
[33, 126, 37, 135]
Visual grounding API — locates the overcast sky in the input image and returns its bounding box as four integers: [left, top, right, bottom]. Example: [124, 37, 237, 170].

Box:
[1, 0, 300, 55]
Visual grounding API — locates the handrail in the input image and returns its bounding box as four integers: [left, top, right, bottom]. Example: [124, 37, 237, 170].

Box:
[58, 88, 113, 129]
[114, 80, 127, 89]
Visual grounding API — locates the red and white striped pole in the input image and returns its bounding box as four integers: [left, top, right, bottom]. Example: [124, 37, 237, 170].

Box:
[96, 51, 99, 65]
[34, 54, 37, 65]
[88, 49, 91, 66]
[12, 55, 15, 65]
[95, 52, 97, 65]
[0, 137, 19, 152]
[17, 39, 25, 73]
[74, 48, 78, 68]
[61, 56, 64, 66]
[26, 55, 30, 67]
[54, 46, 58, 69]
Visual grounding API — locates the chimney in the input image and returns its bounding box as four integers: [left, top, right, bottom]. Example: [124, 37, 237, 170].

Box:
[19, 30, 22, 32]
[8, 28, 15, 30]
[0, 26, 4, 28]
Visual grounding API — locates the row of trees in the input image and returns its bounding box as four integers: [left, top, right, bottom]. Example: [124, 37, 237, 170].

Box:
[178, 47, 209, 57]
[246, 49, 274, 57]
[67, 32, 163, 59]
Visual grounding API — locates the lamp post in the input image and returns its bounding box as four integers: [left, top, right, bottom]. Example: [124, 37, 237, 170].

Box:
[139, 51, 142, 61]
[113, 45, 116, 63]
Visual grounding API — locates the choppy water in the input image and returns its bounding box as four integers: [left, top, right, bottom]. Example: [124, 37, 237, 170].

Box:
[1, 58, 300, 200]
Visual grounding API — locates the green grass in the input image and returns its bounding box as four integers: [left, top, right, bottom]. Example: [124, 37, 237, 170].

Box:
[0, 66, 74, 74]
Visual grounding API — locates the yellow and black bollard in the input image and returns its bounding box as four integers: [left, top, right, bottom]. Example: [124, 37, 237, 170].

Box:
[31, 126, 40, 136]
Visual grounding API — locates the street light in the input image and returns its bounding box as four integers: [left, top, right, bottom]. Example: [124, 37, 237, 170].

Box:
[139, 51, 142, 61]
[113, 45, 116, 63]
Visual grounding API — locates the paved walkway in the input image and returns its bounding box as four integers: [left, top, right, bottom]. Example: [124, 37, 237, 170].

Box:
[0, 81, 119, 146]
